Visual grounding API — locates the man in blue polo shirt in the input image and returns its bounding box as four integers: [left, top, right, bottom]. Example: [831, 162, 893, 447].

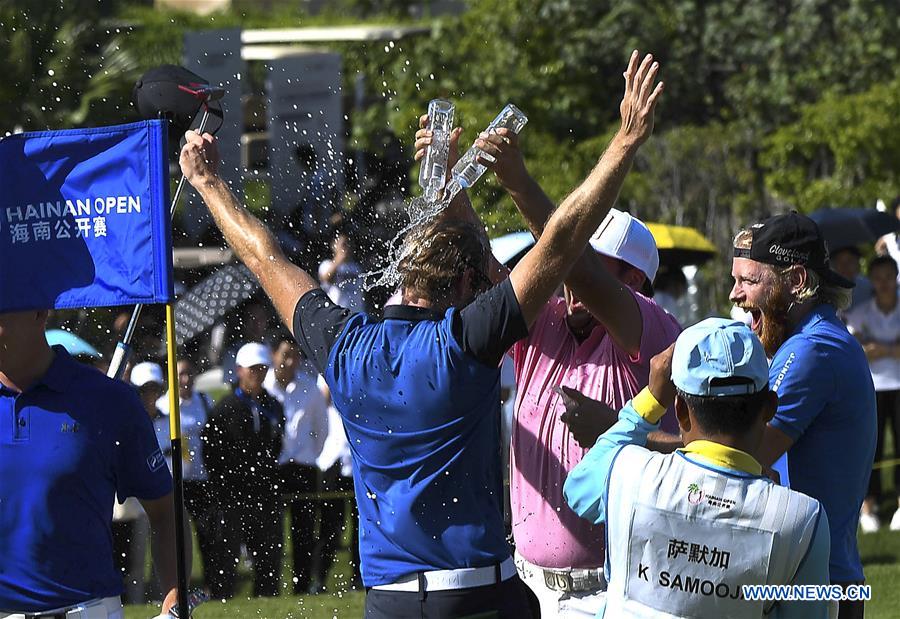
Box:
[180, 51, 665, 617]
[731, 213, 877, 619]
[0, 310, 185, 618]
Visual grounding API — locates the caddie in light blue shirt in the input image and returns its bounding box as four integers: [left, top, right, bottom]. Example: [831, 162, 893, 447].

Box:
[564, 318, 833, 618]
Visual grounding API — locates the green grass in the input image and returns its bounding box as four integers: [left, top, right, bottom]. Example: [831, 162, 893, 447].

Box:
[125, 592, 364, 618]
[125, 510, 365, 618]
[858, 528, 900, 619]
[125, 528, 900, 618]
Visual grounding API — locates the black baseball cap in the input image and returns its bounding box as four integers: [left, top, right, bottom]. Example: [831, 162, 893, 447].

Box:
[733, 212, 855, 289]
[133, 65, 223, 140]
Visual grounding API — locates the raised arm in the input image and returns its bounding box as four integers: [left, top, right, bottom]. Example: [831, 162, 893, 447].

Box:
[509, 51, 663, 327]
[179, 132, 319, 334]
[475, 51, 659, 353]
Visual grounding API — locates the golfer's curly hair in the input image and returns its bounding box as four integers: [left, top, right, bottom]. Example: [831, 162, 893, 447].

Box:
[398, 219, 489, 307]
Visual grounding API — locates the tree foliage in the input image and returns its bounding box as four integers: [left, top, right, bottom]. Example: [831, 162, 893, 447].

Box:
[763, 78, 900, 213]
[0, 0, 140, 132]
[4, 0, 900, 311]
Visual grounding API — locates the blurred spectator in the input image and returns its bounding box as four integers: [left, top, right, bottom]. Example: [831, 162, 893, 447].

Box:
[653, 266, 690, 325]
[875, 197, 900, 283]
[155, 358, 223, 596]
[113, 361, 165, 605]
[318, 233, 365, 313]
[202, 343, 285, 598]
[302, 147, 339, 216]
[218, 301, 273, 383]
[847, 256, 900, 532]
[831, 245, 873, 315]
[133, 362, 166, 432]
[316, 376, 362, 591]
[291, 144, 338, 270]
[263, 338, 328, 595]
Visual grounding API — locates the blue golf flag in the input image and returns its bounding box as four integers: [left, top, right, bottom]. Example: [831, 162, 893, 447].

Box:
[0, 120, 173, 312]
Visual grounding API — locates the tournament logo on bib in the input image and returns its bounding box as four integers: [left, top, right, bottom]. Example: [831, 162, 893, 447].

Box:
[687, 483, 703, 505]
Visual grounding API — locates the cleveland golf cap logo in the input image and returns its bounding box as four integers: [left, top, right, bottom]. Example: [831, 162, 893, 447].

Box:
[768, 244, 809, 264]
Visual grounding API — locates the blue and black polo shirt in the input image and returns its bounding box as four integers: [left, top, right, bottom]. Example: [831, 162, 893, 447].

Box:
[294, 278, 528, 587]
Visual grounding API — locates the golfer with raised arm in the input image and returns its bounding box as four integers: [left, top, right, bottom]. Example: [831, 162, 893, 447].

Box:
[179, 50, 664, 618]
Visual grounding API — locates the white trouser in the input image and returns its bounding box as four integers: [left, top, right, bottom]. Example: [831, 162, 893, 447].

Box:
[0, 596, 123, 619]
[515, 551, 606, 619]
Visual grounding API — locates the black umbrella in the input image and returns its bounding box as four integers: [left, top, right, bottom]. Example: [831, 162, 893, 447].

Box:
[809, 207, 900, 252]
[174, 264, 260, 345]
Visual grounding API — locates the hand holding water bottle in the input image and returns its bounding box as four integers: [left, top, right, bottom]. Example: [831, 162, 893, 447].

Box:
[414, 116, 464, 182]
[416, 99, 457, 202]
[472, 127, 530, 193]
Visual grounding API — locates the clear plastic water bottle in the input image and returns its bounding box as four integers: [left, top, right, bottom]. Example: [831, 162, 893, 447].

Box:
[444, 103, 528, 200]
[417, 99, 455, 203]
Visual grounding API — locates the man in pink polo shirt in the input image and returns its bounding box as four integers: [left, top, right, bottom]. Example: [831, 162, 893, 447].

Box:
[467, 117, 682, 619]
[507, 208, 681, 617]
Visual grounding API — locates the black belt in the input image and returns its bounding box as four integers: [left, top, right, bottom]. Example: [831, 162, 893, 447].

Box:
[23, 614, 66, 619]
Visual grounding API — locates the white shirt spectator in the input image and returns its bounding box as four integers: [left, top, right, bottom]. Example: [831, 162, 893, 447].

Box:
[881, 232, 900, 283]
[315, 374, 353, 477]
[155, 392, 212, 481]
[318, 258, 365, 313]
[265, 366, 328, 467]
[847, 292, 900, 391]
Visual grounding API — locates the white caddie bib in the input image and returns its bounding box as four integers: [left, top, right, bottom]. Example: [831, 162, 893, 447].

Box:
[603, 445, 822, 619]
[624, 503, 773, 617]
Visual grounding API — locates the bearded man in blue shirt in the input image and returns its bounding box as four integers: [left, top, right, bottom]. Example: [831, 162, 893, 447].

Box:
[731, 213, 877, 619]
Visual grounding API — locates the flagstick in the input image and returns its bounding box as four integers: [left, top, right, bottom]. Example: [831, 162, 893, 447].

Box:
[106, 108, 212, 380]
[165, 302, 190, 618]
[168, 107, 209, 219]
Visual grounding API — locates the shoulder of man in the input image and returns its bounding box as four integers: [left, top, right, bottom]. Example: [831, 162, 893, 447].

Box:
[210, 391, 244, 414]
[769, 330, 837, 395]
[516, 294, 569, 348]
[63, 359, 134, 398]
[261, 390, 285, 414]
[63, 362, 146, 420]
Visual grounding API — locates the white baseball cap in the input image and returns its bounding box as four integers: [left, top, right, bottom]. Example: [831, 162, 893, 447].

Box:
[589, 208, 660, 283]
[236, 342, 272, 368]
[131, 362, 165, 388]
